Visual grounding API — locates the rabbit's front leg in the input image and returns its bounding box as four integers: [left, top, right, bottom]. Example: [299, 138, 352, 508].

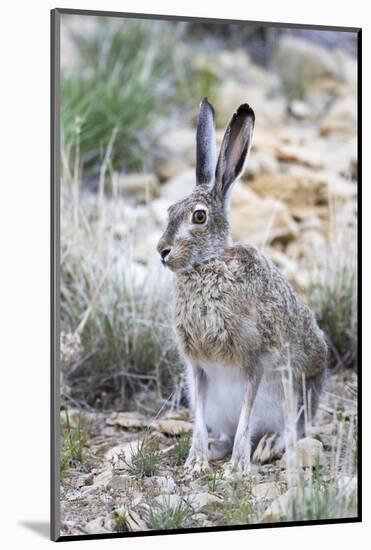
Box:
[225, 371, 261, 477]
[185, 364, 209, 473]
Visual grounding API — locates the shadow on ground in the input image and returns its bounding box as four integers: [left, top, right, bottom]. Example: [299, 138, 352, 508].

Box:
[19, 521, 49, 539]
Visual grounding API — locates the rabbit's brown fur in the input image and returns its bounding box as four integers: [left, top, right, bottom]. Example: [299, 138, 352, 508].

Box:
[157, 99, 327, 475]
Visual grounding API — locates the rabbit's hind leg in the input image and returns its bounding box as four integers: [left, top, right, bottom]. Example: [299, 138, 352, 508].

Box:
[251, 432, 285, 464]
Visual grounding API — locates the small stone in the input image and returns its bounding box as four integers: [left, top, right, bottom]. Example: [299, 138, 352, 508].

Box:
[84, 516, 108, 535]
[107, 474, 131, 491]
[261, 486, 314, 522]
[152, 419, 192, 436]
[144, 476, 176, 493]
[106, 411, 147, 430]
[105, 439, 144, 469]
[188, 492, 223, 510]
[125, 510, 148, 532]
[93, 469, 113, 487]
[289, 99, 312, 120]
[80, 485, 98, 497]
[66, 490, 82, 502]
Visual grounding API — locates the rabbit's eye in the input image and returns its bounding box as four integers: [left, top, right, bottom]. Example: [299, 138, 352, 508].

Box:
[192, 209, 207, 224]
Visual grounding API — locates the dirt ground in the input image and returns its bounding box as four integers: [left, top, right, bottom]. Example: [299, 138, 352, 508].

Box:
[59, 369, 358, 536]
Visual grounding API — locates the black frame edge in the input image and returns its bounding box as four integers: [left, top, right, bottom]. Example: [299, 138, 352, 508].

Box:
[54, 7, 360, 32]
[51, 7, 61, 543]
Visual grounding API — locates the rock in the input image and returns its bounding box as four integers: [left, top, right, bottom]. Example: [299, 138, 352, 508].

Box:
[105, 439, 144, 469]
[296, 437, 325, 468]
[116, 173, 160, 201]
[93, 469, 113, 487]
[152, 419, 192, 436]
[106, 411, 147, 430]
[249, 173, 328, 212]
[289, 99, 312, 120]
[246, 151, 279, 179]
[125, 510, 148, 532]
[144, 476, 176, 493]
[103, 514, 118, 532]
[272, 36, 340, 83]
[79, 485, 98, 498]
[107, 474, 131, 491]
[84, 516, 108, 535]
[274, 143, 324, 169]
[188, 492, 223, 510]
[261, 486, 314, 522]
[230, 184, 299, 246]
[66, 490, 82, 502]
[160, 169, 195, 201]
[320, 97, 357, 136]
[252, 482, 282, 500]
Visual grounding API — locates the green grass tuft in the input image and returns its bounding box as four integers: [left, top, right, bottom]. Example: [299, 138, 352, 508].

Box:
[121, 438, 161, 477]
[146, 497, 194, 530]
[173, 432, 191, 464]
[60, 409, 88, 474]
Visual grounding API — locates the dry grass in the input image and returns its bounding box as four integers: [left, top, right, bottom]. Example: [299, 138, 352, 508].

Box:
[60, 137, 183, 411]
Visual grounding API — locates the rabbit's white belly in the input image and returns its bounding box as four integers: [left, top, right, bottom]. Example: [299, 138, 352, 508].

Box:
[186, 362, 284, 438]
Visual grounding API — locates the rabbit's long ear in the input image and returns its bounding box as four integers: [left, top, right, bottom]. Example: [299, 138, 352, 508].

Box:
[215, 104, 255, 203]
[196, 98, 217, 186]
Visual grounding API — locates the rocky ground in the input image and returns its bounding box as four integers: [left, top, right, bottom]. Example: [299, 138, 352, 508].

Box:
[60, 369, 358, 536]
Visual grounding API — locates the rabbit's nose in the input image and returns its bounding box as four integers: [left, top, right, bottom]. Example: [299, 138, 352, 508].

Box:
[160, 248, 171, 262]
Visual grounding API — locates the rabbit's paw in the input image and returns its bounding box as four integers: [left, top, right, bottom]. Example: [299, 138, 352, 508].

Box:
[223, 456, 251, 478]
[184, 452, 209, 475]
[252, 432, 284, 464]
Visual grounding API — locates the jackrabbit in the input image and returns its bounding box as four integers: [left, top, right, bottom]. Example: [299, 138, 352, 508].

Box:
[157, 98, 327, 475]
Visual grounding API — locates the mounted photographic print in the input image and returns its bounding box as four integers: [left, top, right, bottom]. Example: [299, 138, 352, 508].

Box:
[51, 8, 361, 541]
